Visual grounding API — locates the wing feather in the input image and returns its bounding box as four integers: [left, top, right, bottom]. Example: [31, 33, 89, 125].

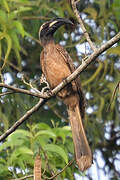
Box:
[56, 44, 85, 119]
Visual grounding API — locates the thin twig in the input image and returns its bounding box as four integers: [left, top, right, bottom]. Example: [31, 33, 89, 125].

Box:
[43, 159, 74, 179]
[30, 35, 41, 45]
[11, 175, 33, 180]
[0, 83, 50, 99]
[40, 146, 55, 176]
[71, 0, 97, 51]
[22, 75, 41, 94]
[47, 102, 67, 122]
[1, 57, 21, 72]
[22, 16, 50, 20]
[107, 81, 120, 111]
[0, 91, 15, 96]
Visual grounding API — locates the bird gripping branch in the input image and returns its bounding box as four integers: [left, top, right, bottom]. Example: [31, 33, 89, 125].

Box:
[39, 17, 92, 171]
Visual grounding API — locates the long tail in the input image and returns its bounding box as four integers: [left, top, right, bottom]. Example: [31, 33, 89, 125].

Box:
[68, 104, 92, 171]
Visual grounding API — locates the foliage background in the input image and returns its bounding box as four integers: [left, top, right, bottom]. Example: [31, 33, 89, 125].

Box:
[0, 0, 120, 179]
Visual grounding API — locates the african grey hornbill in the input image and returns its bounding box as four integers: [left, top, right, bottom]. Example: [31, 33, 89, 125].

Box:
[39, 18, 92, 171]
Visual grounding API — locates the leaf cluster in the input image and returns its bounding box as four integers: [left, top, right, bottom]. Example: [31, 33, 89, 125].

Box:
[0, 123, 74, 179]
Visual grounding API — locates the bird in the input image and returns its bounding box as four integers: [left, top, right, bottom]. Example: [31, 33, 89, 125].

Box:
[39, 17, 92, 171]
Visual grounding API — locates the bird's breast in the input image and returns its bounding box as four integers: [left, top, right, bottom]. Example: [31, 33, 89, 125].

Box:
[42, 45, 71, 89]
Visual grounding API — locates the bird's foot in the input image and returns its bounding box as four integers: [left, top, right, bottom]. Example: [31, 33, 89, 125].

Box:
[40, 74, 51, 95]
[40, 74, 49, 86]
[46, 89, 53, 96]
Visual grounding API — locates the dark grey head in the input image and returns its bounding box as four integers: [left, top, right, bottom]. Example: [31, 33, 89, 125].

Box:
[39, 18, 73, 46]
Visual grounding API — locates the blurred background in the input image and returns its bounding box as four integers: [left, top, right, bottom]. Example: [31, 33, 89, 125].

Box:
[0, 0, 120, 179]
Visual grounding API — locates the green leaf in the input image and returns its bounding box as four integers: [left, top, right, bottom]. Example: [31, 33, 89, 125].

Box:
[107, 46, 120, 55]
[0, 42, 1, 60]
[32, 123, 51, 131]
[44, 144, 68, 164]
[0, 10, 7, 24]
[0, 158, 6, 164]
[0, 32, 5, 40]
[3, 0, 10, 13]
[1, 34, 12, 69]
[9, 29, 22, 64]
[8, 11, 16, 20]
[9, 29, 20, 50]
[0, 110, 9, 131]
[15, 147, 33, 156]
[14, 7, 32, 14]
[13, 21, 25, 37]
[53, 127, 72, 144]
[84, 7, 97, 20]
[9, 147, 33, 166]
[9, 129, 32, 139]
[7, 0, 28, 2]
[0, 141, 11, 151]
[14, 47, 21, 67]
[35, 130, 56, 139]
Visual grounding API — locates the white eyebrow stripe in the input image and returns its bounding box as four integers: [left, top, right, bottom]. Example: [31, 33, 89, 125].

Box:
[49, 20, 58, 27]
[39, 24, 45, 32]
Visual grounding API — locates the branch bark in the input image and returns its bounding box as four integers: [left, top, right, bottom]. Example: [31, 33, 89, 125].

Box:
[0, 83, 50, 98]
[11, 175, 33, 180]
[0, 31, 120, 142]
[71, 0, 97, 51]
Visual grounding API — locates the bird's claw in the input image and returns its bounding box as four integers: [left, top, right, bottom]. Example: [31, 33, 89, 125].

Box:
[46, 89, 53, 96]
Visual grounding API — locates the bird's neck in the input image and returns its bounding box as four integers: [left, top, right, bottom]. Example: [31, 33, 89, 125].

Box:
[44, 39, 55, 47]
[40, 36, 55, 47]
[43, 39, 56, 54]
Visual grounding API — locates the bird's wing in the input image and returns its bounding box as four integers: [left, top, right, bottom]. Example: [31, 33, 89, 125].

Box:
[56, 44, 75, 73]
[56, 44, 85, 119]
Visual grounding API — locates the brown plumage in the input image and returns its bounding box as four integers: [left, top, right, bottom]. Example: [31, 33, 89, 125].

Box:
[39, 18, 92, 171]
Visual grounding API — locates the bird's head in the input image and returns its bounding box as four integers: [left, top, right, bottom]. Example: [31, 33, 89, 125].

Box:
[39, 18, 73, 46]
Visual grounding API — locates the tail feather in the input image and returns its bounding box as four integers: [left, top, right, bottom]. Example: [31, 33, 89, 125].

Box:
[68, 104, 92, 171]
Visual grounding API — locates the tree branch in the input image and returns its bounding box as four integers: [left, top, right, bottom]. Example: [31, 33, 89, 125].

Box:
[11, 175, 33, 180]
[12, 159, 74, 180]
[43, 159, 74, 179]
[0, 31, 120, 142]
[0, 98, 46, 142]
[71, 0, 97, 51]
[22, 16, 50, 20]
[0, 83, 50, 98]
[0, 91, 15, 96]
